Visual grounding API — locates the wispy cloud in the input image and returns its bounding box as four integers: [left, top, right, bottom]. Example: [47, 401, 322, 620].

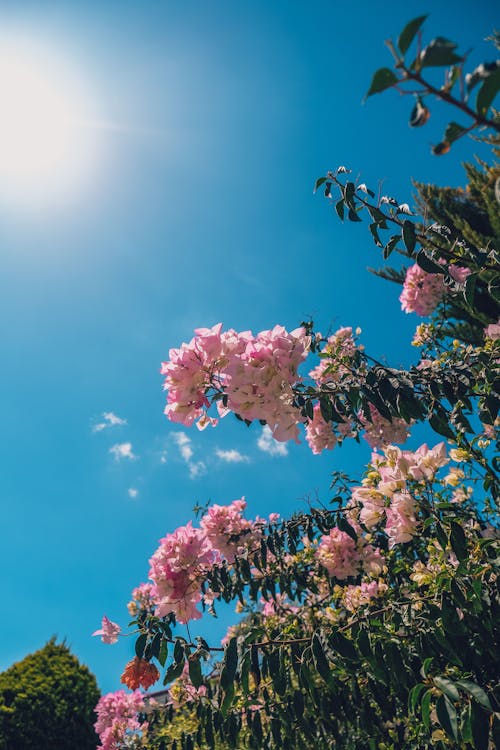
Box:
[215, 448, 250, 464]
[257, 426, 288, 457]
[171, 432, 206, 479]
[110, 442, 136, 461]
[172, 432, 193, 461]
[189, 461, 206, 479]
[128, 487, 139, 499]
[93, 411, 127, 433]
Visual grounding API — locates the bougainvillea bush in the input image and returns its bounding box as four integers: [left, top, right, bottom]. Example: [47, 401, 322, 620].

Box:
[93, 17, 500, 750]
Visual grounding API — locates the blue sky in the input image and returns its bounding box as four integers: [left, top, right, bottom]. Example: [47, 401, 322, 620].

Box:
[0, 1, 497, 695]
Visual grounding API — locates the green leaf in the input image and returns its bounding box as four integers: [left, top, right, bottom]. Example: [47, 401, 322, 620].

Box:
[435, 522, 448, 551]
[441, 594, 465, 635]
[344, 181, 356, 207]
[429, 411, 455, 440]
[163, 658, 185, 685]
[135, 633, 147, 659]
[416, 249, 446, 275]
[335, 199, 345, 221]
[174, 638, 184, 664]
[158, 638, 168, 667]
[408, 683, 427, 713]
[252, 711, 263, 745]
[470, 701, 490, 750]
[205, 717, 215, 749]
[444, 121, 468, 144]
[462, 273, 477, 308]
[367, 204, 388, 228]
[293, 690, 305, 719]
[421, 657, 434, 679]
[384, 234, 400, 259]
[337, 515, 358, 542]
[456, 680, 492, 711]
[434, 675, 460, 702]
[314, 176, 328, 193]
[419, 37, 464, 68]
[329, 631, 357, 661]
[476, 67, 500, 116]
[348, 207, 362, 222]
[462, 703, 473, 743]
[402, 220, 417, 253]
[421, 690, 432, 729]
[188, 656, 203, 689]
[369, 222, 383, 247]
[449, 521, 467, 562]
[398, 15, 428, 56]
[220, 637, 238, 691]
[436, 695, 458, 742]
[365, 68, 398, 99]
[488, 275, 500, 303]
[149, 631, 162, 660]
[312, 634, 332, 685]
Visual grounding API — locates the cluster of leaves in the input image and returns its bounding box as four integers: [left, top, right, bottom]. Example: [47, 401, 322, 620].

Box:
[294, 341, 500, 503]
[309, 20, 500, 502]
[364, 15, 500, 154]
[0, 639, 100, 750]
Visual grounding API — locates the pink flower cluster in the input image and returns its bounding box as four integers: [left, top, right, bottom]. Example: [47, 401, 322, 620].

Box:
[361, 404, 411, 449]
[305, 403, 337, 454]
[342, 580, 387, 613]
[148, 521, 214, 623]
[260, 593, 299, 617]
[200, 498, 261, 562]
[147, 499, 268, 623]
[351, 443, 448, 546]
[94, 690, 147, 750]
[385, 492, 417, 545]
[309, 327, 359, 384]
[400, 264, 445, 316]
[127, 583, 155, 616]
[161, 323, 310, 442]
[316, 528, 384, 580]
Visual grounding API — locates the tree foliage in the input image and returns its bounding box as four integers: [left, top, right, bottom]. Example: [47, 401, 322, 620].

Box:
[0, 638, 100, 750]
[93, 17, 500, 750]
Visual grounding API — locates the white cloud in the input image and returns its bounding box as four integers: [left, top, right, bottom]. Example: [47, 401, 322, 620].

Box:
[159, 451, 168, 464]
[215, 448, 250, 463]
[109, 442, 136, 461]
[257, 426, 288, 457]
[171, 432, 193, 461]
[128, 487, 139, 499]
[92, 411, 127, 433]
[171, 432, 207, 479]
[189, 461, 206, 479]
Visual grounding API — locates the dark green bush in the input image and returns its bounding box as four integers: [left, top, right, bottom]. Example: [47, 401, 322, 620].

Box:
[0, 638, 99, 750]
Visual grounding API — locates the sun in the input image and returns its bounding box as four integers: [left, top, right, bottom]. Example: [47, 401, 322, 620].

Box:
[0, 41, 97, 208]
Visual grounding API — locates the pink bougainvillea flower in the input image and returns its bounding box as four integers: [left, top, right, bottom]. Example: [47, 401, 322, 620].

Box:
[400, 263, 445, 316]
[485, 319, 500, 340]
[92, 615, 121, 645]
[448, 265, 471, 284]
[305, 403, 337, 455]
[94, 689, 147, 750]
[360, 404, 411, 449]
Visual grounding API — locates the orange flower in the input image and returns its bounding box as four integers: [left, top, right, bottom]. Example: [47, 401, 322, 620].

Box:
[120, 657, 160, 690]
